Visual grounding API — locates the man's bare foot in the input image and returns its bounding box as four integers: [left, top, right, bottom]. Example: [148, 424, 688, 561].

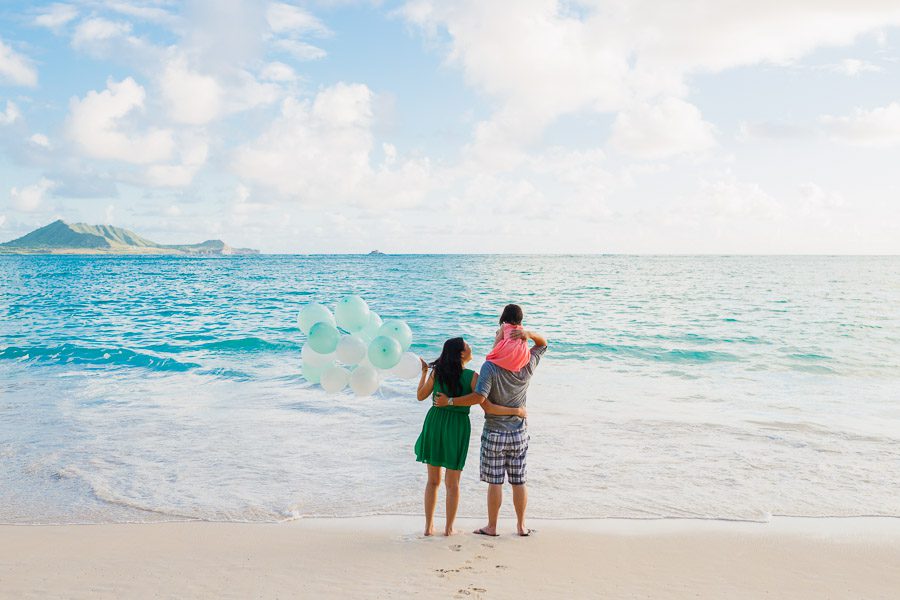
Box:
[516, 525, 533, 536]
[473, 526, 498, 537]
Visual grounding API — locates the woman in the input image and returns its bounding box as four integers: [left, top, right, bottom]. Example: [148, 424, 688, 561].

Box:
[414, 337, 525, 536]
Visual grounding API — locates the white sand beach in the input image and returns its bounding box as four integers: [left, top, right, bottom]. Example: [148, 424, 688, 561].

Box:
[2, 517, 898, 599]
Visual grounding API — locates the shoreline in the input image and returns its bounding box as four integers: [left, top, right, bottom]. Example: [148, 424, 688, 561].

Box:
[3, 516, 898, 599]
[6, 513, 900, 528]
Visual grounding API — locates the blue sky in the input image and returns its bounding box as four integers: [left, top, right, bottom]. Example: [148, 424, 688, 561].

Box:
[2, 1, 900, 253]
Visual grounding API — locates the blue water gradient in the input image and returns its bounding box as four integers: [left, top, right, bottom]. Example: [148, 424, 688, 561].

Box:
[1, 255, 899, 523]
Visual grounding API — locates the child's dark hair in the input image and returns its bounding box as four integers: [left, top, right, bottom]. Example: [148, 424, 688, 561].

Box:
[499, 304, 523, 326]
[429, 337, 465, 397]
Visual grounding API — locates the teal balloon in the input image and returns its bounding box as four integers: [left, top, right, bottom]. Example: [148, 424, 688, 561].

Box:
[308, 322, 340, 354]
[368, 335, 403, 370]
[378, 320, 413, 352]
[335, 295, 370, 333]
[298, 303, 335, 335]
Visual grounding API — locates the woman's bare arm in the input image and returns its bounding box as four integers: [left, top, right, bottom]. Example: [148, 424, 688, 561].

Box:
[482, 400, 526, 417]
[416, 358, 434, 401]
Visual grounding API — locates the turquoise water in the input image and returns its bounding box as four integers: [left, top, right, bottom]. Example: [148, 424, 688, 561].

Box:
[1, 255, 899, 523]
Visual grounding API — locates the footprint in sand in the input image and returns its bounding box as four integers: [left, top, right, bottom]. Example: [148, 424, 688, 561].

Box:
[449, 544, 463, 552]
[495, 564, 508, 569]
[481, 542, 494, 548]
[457, 586, 488, 596]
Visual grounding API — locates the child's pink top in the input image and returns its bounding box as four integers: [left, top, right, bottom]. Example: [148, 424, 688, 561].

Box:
[486, 323, 530, 371]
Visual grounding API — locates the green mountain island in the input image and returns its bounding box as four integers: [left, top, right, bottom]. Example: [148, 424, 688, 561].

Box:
[0, 220, 259, 256]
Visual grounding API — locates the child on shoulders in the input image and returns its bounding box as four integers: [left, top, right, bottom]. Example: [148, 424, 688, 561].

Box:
[485, 304, 530, 372]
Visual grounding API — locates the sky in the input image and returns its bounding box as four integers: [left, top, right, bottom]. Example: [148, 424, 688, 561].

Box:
[1, 0, 900, 254]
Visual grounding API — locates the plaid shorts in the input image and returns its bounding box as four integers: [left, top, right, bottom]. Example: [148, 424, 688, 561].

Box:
[480, 427, 529, 485]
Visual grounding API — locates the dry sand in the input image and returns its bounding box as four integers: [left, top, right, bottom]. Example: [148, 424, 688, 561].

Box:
[2, 517, 898, 599]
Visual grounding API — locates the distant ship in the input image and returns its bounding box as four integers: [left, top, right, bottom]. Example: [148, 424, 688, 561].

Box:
[0, 220, 259, 256]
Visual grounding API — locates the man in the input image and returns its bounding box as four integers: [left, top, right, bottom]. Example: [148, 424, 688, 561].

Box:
[435, 312, 547, 537]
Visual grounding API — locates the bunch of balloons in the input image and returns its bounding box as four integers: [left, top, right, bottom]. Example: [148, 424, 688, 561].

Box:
[298, 295, 422, 396]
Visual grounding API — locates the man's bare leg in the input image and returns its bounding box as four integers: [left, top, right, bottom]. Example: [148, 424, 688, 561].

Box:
[512, 483, 528, 535]
[474, 483, 503, 535]
[444, 469, 462, 536]
[424, 465, 442, 536]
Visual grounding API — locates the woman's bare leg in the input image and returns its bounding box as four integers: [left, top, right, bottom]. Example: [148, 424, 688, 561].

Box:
[444, 469, 462, 536]
[424, 465, 442, 536]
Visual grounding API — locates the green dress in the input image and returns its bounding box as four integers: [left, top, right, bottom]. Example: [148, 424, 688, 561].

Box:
[414, 368, 475, 471]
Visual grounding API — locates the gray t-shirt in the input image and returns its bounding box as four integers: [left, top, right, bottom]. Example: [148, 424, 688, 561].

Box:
[477, 345, 547, 433]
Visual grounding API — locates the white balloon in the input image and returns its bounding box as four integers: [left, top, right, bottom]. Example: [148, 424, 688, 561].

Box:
[350, 364, 380, 396]
[335, 335, 367, 366]
[320, 365, 350, 394]
[392, 352, 422, 380]
[361, 311, 383, 340]
[301, 343, 336, 368]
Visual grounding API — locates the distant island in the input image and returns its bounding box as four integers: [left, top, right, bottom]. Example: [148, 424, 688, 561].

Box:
[368, 250, 385, 255]
[0, 220, 259, 256]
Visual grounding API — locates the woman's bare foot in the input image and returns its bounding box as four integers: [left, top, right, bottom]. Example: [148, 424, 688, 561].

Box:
[424, 524, 435, 536]
[444, 528, 460, 536]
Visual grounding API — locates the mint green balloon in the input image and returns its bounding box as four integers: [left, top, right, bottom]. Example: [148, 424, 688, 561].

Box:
[335, 295, 370, 333]
[308, 322, 340, 354]
[378, 320, 413, 352]
[302, 361, 325, 384]
[298, 303, 335, 335]
[368, 335, 402, 370]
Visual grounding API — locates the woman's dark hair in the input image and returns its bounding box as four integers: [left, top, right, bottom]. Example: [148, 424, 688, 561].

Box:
[499, 304, 523, 325]
[429, 337, 465, 397]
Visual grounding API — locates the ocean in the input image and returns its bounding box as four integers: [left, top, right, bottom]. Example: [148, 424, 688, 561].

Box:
[1, 255, 898, 524]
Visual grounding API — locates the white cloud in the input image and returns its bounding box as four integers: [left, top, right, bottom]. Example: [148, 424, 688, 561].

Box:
[159, 56, 223, 125]
[234, 83, 374, 199]
[67, 77, 175, 164]
[143, 136, 209, 187]
[0, 39, 38, 87]
[273, 39, 327, 61]
[260, 61, 297, 82]
[691, 178, 783, 221]
[266, 3, 331, 36]
[104, 1, 177, 25]
[736, 120, 816, 142]
[34, 3, 79, 31]
[0, 100, 20, 125]
[72, 17, 133, 50]
[10, 178, 55, 212]
[234, 83, 431, 207]
[820, 102, 900, 146]
[29, 133, 51, 148]
[610, 98, 717, 159]
[798, 182, 845, 215]
[0, 214, 5, 227]
[828, 58, 883, 75]
[401, 0, 900, 162]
